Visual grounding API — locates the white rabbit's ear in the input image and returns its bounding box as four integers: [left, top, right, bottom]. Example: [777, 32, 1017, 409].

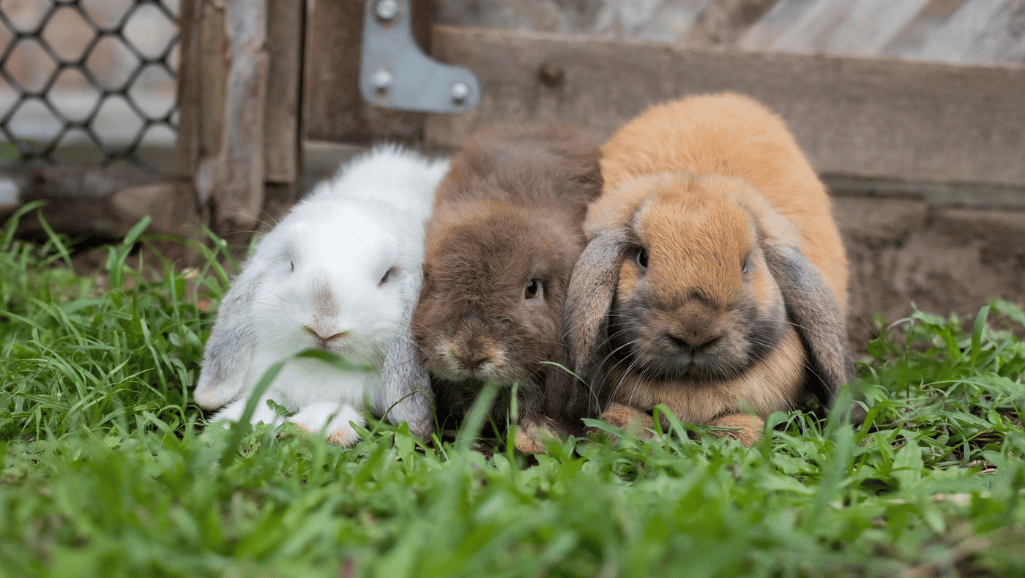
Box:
[374, 273, 435, 439]
[193, 264, 261, 410]
[763, 243, 854, 416]
[564, 227, 632, 413]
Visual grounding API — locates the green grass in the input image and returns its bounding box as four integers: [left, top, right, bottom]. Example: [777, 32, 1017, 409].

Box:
[1, 205, 1024, 578]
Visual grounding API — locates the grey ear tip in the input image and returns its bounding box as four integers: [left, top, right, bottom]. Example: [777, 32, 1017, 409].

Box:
[404, 416, 436, 440]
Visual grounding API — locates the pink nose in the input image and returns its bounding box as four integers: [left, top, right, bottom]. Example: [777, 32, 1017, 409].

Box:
[304, 326, 349, 347]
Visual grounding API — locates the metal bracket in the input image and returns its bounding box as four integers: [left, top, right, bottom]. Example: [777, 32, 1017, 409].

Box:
[360, 0, 480, 113]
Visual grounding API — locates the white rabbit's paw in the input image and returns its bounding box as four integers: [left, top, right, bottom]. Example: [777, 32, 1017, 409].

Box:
[209, 400, 245, 424]
[287, 402, 365, 446]
[325, 424, 361, 447]
[209, 395, 288, 425]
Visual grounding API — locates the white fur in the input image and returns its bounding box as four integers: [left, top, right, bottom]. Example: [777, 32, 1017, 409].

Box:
[307, 144, 449, 217]
[194, 146, 448, 445]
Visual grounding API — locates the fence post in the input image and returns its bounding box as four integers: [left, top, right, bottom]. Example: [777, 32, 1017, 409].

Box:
[176, 0, 304, 239]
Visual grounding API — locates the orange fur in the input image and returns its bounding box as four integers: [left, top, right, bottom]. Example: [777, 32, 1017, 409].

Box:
[573, 93, 850, 444]
[595, 93, 847, 309]
[707, 413, 765, 447]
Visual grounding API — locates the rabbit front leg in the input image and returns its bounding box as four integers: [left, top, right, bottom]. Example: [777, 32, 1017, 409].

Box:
[287, 401, 366, 447]
[210, 392, 287, 427]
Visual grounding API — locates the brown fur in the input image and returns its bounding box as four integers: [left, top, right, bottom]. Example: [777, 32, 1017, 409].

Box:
[413, 122, 603, 448]
[567, 93, 853, 445]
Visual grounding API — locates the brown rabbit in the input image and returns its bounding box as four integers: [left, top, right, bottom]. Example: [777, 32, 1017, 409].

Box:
[412, 122, 603, 451]
[566, 92, 856, 446]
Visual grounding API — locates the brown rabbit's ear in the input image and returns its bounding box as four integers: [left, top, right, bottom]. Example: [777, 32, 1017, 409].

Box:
[564, 227, 632, 409]
[762, 243, 854, 413]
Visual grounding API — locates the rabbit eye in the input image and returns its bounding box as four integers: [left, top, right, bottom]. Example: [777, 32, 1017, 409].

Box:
[379, 266, 398, 286]
[289, 260, 295, 273]
[633, 247, 649, 271]
[524, 279, 544, 300]
[741, 255, 751, 274]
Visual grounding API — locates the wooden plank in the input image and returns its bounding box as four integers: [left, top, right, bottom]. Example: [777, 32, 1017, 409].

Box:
[177, 0, 303, 235]
[920, 0, 1025, 64]
[882, 0, 970, 58]
[684, 0, 785, 48]
[825, 176, 1025, 209]
[738, 0, 815, 50]
[425, 25, 1025, 189]
[264, 0, 304, 185]
[303, 0, 436, 144]
[214, 0, 269, 233]
[174, 0, 227, 228]
[771, 0, 930, 56]
[632, 0, 715, 43]
[175, 0, 226, 188]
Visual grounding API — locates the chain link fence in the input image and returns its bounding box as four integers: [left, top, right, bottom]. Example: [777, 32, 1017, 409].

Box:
[0, 0, 178, 173]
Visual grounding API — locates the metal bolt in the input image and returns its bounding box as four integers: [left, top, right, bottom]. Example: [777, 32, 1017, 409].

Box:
[376, 0, 399, 21]
[451, 82, 470, 104]
[538, 60, 564, 87]
[373, 69, 393, 92]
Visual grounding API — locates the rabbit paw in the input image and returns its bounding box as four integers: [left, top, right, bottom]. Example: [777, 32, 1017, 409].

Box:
[513, 416, 563, 454]
[599, 402, 657, 438]
[287, 402, 365, 447]
[208, 395, 286, 428]
[707, 413, 764, 447]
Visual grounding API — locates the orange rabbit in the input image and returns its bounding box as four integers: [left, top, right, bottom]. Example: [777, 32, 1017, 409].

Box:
[566, 92, 855, 445]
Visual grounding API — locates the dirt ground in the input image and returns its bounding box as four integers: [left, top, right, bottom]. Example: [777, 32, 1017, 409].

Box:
[837, 195, 1025, 350]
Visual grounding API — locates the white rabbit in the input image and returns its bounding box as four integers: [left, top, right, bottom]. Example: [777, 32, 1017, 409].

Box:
[193, 146, 448, 445]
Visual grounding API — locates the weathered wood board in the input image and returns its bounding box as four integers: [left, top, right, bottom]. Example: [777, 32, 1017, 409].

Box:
[684, 0, 785, 47]
[425, 25, 1025, 194]
[265, 0, 305, 186]
[920, 0, 1025, 64]
[175, 0, 305, 237]
[303, 0, 437, 144]
[769, 0, 931, 56]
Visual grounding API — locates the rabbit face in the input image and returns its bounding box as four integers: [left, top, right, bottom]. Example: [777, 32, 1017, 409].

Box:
[413, 209, 567, 386]
[605, 174, 787, 383]
[250, 204, 418, 370]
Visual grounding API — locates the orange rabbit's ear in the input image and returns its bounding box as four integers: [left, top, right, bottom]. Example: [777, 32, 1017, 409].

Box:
[564, 227, 633, 412]
[762, 242, 855, 417]
[739, 189, 857, 418]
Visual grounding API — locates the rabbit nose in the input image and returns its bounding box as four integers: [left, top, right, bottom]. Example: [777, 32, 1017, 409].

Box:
[666, 328, 721, 353]
[304, 326, 349, 345]
[452, 350, 493, 371]
[448, 315, 498, 372]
